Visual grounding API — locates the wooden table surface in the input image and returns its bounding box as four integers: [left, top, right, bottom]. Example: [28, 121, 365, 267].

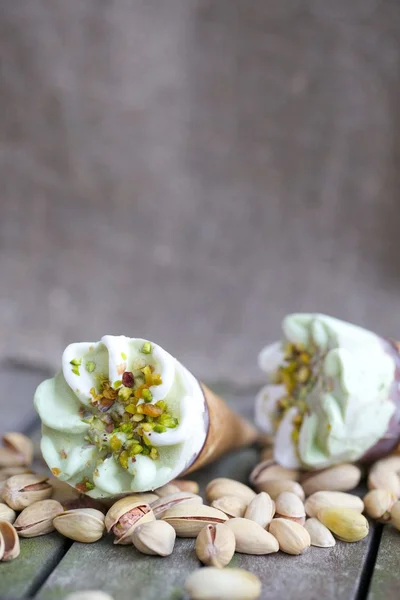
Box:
[0, 364, 399, 600]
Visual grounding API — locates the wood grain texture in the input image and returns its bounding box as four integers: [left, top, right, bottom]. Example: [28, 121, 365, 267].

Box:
[368, 526, 400, 600]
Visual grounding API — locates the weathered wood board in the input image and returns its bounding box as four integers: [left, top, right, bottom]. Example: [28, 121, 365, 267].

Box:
[368, 526, 400, 600]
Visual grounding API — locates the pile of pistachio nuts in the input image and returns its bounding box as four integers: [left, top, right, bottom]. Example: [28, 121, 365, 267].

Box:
[1, 432, 400, 600]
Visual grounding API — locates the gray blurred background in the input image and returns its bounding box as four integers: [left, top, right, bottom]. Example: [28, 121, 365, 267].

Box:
[1, 0, 400, 387]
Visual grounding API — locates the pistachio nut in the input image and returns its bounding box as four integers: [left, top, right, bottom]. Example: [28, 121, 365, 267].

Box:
[305, 491, 364, 518]
[0, 503, 16, 524]
[171, 479, 200, 495]
[0, 521, 20, 561]
[244, 492, 275, 528]
[225, 517, 279, 555]
[317, 507, 369, 542]
[162, 504, 228, 538]
[301, 464, 361, 496]
[206, 478, 256, 505]
[255, 479, 305, 501]
[65, 592, 114, 600]
[3, 474, 52, 510]
[151, 492, 203, 519]
[0, 433, 33, 467]
[0, 466, 33, 481]
[132, 519, 176, 556]
[154, 483, 181, 497]
[195, 523, 235, 568]
[367, 466, 400, 498]
[363, 489, 397, 522]
[54, 508, 105, 543]
[249, 460, 300, 488]
[14, 499, 64, 537]
[274, 491, 306, 525]
[269, 518, 311, 555]
[105, 497, 155, 544]
[184, 567, 261, 600]
[304, 518, 336, 548]
[391, 500, 400, 531]
[372, 455, 400, 474]
[211, 495, 247, 518]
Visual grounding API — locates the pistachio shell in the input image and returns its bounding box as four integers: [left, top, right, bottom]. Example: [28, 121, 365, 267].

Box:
[105, 498, 155, 544]
[249, 461, 300, 488]
[155, 483, 181, 497]
[211, 495, 247, 518]
[390, 500, 400, 531]
[269, 518, 311, 555]
[225, 517, 279, 555]
[14, 499, 64, 537]
[255, 479, 305, 501]
[195, 523, 235, 568]
[206, 478, 256, 504]
[3, 474, 52, 510]
[317, 507, 369, 542]
[305, 491, 364, 518]
[132, 520, 176, 556]
[0, 503, 17, 524]
[162, 504, 228, 537]
[54, 508, 105, 543]
[372, 456, 400, 474]
[301, 464, 361, 496]
[184, 567, 262, 600]
[363, 489, 397, 522]
[244, 492, 275, 528]
[368, 466, 400, 498]
[0, 521, 20, 561]
[151, 492, 203, 519]
[304, 518, 336, 548]
[171, 479, 200, 494]
[0, 433, 33, 467]
[274, 491, 306, 524]
[0, 467, 33, 481]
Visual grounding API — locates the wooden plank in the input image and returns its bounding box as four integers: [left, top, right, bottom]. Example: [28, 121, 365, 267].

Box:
[36, 389, 380, 600]
[0, 534, 68, 600]
[368, 526, 400, 600]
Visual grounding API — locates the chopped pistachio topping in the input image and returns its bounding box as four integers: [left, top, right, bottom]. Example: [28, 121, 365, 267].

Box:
[141, 341, 152, 354]
[79, 360, 178, 471]
[70, 358, 82, 366]
[85, 361, 96, 373]
[71, 365, 80, 376]
[121, 352, 127, 360]
[76, 476, 95, 493]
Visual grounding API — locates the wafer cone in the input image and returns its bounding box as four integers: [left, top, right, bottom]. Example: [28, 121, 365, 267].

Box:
[184, 383, 258, 474]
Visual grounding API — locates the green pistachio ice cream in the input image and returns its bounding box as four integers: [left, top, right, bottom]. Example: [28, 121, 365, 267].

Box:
[255, 314, 400, 469]
[34, 336, 207, 497]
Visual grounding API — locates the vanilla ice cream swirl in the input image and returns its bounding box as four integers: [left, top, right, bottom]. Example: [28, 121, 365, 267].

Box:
[35, 336, 207, 497]
[256, 314, 399, 469]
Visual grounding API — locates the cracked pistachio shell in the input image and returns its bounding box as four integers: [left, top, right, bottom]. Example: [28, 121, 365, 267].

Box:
[171, 479, 200, 494]
[0, 433, 34, 468]
[154, 483, 181, 497]
[105, 497, 155, 544]
[391, 501, 400, 531]
[211, 495, 247, 518]
[367, 466, 400, 498]
[363, 489, 397, 521]
[0, 503, 16, 524]
[304, 518, 336, 548]
[226, 517, 279, 555]
[54, 508, 105, 543]
[195, 523, 235, 568]
[305, 491, 364, 518]
[132, 519, 176, 556]
[185, 567, 261, 600]
[162, 504, 228, 538]
[244, 492, 275, 528]
[301, 464, 361, 496]
[0, 521, 20, 561]
[3, 474, 52, 510]
[317, 507, 369, 542]
[14, 499, 64, 537]
[249, 460, 300, 487]
[255, 479, 305, 501]
[269, 518, 311, 555]
[206, 478, 256, 504]
[274, 491, 306, 524]
[151, 492, 203, 519]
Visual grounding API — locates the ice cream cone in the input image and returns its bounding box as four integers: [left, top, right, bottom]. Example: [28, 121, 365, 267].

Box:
[184, 383, 258, 474]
